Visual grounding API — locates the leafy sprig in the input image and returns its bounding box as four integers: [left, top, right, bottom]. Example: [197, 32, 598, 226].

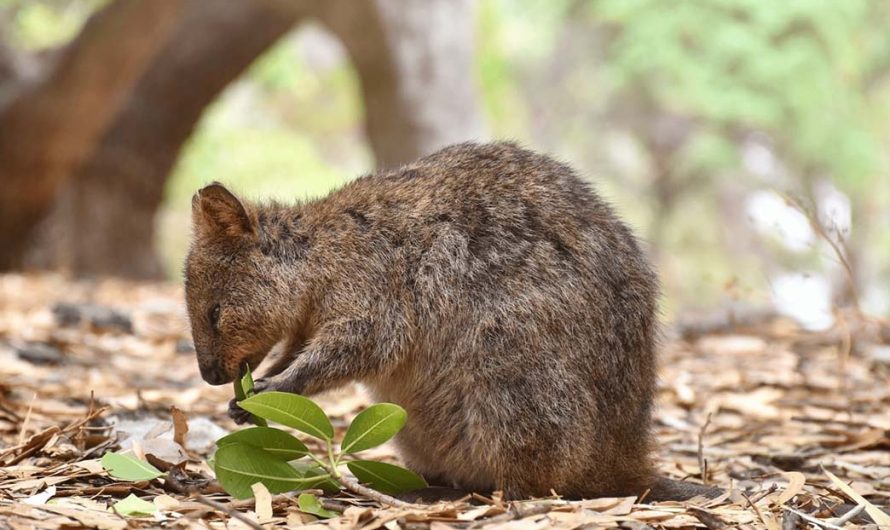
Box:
[216, 369, 426, 505]
[101, 366, 425, 517]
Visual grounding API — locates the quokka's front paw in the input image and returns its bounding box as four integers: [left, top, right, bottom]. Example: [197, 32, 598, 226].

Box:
[251, 377, 273, 394]
[252, 374, 306, 395]
[227, 377, 284, 424]
[228, 397, 254, 424]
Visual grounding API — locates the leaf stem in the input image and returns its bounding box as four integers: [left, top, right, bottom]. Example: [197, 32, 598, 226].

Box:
[326, 441, 339, 478]
[308, 453, 327, 468]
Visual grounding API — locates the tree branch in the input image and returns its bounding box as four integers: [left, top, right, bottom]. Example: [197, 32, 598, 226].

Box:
[26, 0, 300, 277]
[313, 0, 486, 169]
[0, 0, 184, 269]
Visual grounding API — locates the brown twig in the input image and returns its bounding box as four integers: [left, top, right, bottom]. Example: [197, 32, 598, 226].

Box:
[698, 412, 712, 486]
[783, 506, 844, 530]
[743, 492, 769, 528]
[835, 310, 852, 398]
[192, 493, 264, 530]
[54, 483, 147, 497]
[1, 425, 61, 465]
[62, 405, 111, 434]
[17, 392, 36, 445]
[828, 504, 865, 526]
[335, 471, 415, 508]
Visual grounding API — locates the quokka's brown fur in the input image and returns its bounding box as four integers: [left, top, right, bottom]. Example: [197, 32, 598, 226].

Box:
[185, 142, 703, 500]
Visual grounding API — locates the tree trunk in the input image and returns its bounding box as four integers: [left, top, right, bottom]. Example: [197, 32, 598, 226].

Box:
[313, 0, 486, 169]
[9, 0, 484, 277]
[28, 0, 301, 278]
[0, 0, 183, 270]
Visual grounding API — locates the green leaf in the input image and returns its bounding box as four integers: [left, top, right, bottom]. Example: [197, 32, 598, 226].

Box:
[304, 465, 341, 494]
[101, 453, 164, 481]
[241, 367, 256, 395]
[112, 494, 158, 516]
[297, 493, 339, 519]
[214, 443, 327, 500]
[346, 460, 428, 495]
[234, 365, 267, 427]
[238, 392, 333, 441]
[341, 403, 407, 454]
[233, 374, 247, 401]
[217, 427, 309, 460]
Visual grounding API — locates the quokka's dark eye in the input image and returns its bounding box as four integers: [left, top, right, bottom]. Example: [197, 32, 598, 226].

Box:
[209, 304, 221, 329]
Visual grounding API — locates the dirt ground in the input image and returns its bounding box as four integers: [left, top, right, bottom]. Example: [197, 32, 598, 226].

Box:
[0, 273, 888, 529]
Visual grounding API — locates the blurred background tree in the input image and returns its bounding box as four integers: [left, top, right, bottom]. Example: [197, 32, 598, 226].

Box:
[1, 0, 888, 324]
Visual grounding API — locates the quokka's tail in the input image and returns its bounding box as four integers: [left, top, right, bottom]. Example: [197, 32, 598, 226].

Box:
[643, 476, 723, 502]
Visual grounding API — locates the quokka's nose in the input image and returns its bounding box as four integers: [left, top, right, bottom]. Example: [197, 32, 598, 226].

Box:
[199, 361, 231, 386]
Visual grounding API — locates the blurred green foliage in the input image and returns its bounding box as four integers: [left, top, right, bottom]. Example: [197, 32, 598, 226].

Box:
[587, 0, 890, 311]
[1, 0, 106, 49]
[472, 0, 890, 311]
[592, 0, 890, 192]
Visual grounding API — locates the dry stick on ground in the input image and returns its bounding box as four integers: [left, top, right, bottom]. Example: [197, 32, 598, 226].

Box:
[783, 506, 844, 530]
[334, 471, 415, 509]
[829, 503, 865, 526]
[743, 492, 770, 528]
[1, 426, 60, 465]
[698, 412, 712, 486]
[16, 393, 36, 445]
[63, 405, 110, 434]
[835, 310, 853, 399]
[748, 484, 777, 506]
[193, 493, 264, 530]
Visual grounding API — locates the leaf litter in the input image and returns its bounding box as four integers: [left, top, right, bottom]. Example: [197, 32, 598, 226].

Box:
[0, 273, 888, 529]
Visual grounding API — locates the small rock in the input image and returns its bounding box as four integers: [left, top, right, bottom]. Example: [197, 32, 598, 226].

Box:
[15, 342, 65, 365]
[52, 302, 133, 334]
[186, 417, 230, 454]
[111, 414, 228, 456]
[174, 339, 195, 354]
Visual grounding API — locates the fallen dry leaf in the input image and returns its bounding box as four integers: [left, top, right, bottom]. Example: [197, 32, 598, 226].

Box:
[824, 467, 890, 527]
[775, 471, 806, 506]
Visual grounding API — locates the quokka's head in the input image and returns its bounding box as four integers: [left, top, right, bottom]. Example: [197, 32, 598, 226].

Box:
[184, 183, 301, 385]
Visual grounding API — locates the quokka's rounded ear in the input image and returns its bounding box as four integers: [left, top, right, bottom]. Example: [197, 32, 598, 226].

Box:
[192, 182, 256, 239]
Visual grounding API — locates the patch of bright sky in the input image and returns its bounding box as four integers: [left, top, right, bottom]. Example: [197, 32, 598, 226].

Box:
[745, 190, 814, 252]
[771, 273, 834, 330]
